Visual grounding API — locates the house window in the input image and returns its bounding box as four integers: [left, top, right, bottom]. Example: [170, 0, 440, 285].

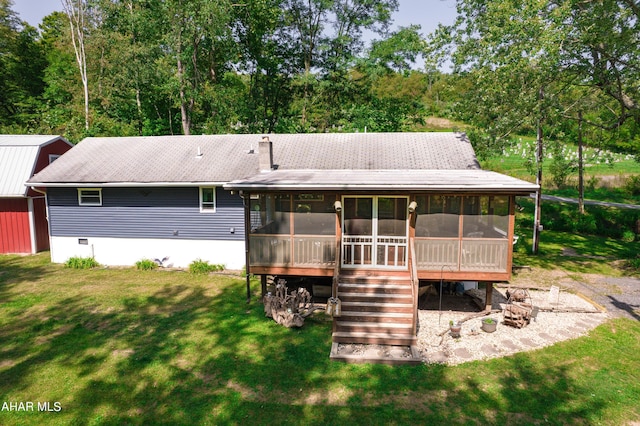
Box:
[49, 154, 61, 163]
[78, 189, 102, 206]
[200, 187, 216, 212]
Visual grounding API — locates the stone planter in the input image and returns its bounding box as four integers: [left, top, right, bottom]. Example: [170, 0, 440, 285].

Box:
[481, 318, 497, 333]
[449, 322, 462, 338]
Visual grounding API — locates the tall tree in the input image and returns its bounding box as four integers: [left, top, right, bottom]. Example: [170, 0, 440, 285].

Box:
[233, 0, 297, 133]
[429, 0, 575, 252]
[0, 0, 46, 131]
[159, 0, 236, 135]
[281, 0, 398, 129]
[62, 0, 91, 131]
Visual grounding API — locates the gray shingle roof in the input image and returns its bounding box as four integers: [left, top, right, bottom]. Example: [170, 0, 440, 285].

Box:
[28, 132, 480, 186]
[224, 169, 539, 194]
[0, 135, 68, 196]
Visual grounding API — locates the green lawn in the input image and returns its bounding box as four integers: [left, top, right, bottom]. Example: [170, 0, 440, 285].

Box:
[1, 253, 640, 425]
[483, 138, 640, 204]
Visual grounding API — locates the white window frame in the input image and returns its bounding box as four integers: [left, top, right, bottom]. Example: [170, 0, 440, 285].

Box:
[199, 187, 216, 213]
[78, 188, 102, 206]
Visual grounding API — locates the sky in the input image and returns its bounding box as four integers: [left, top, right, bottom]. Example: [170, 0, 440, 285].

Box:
[12, 0, 458, 68]
[13, 0, 457, 35]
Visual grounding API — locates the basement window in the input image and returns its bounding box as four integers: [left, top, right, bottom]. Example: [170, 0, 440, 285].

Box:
[200, 187, 216, 213]
[78, 188, 102, 206]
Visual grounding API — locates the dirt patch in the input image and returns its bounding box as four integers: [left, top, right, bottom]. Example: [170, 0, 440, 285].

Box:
[510, 268, 575, 289]
[112, 348, 135, 358]
[34, 324, 73, 345]
[424, 117, 455, 129]
[0, 359, 17, 369]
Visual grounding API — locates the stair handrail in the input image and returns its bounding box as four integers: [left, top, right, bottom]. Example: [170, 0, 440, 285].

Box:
[409, 237, 419, 337]
[332, 238, 341, 299]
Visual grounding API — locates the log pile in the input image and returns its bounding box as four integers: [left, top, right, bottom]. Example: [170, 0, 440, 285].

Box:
[264, 279, 317, 328]
[503, 288, 534, 328]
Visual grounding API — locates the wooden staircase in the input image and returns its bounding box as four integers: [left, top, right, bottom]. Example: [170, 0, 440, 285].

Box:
[331, 272, 417, 346]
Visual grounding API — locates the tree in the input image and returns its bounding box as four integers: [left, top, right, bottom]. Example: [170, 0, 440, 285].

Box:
[62, 0, 90, 131]
[280, 0, 399, 129]
[0, 0, 47, 131]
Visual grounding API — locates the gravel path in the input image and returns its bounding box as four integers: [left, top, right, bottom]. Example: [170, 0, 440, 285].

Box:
[415, 288, 609, 365]
[566, 276, 640, 321]
[333, 272, 640, 365]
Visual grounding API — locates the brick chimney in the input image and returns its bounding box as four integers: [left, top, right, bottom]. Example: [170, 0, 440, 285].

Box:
[258, 136, 273, 171]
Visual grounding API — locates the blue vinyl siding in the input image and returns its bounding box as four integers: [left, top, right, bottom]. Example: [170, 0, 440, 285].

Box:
[48, 187, 244, 241]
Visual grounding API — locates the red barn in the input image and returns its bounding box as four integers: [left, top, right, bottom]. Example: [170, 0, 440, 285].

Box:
[0, 135, 72, 254]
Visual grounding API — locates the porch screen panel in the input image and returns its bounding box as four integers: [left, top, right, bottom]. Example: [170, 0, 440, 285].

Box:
[293, 194, 336, 235]
[376, 197, 408, 267]
[343, 197, 372, 235]
[342, 197, 373, 266]
[249, 194, 292, 266]
[462, 196, 509, 239]
[460, 196, 510, 272]
[377, 197, 407, 236]
[415, 195, 460, 238]
[250, 194, 291, 235]
[293, 194, 336, 267]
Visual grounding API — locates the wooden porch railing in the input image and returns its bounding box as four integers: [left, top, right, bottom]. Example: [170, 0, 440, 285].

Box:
[249, 235, 509, 274]
[414, 238, 509, 272]
[332, 238, 341, 299]
[409, 238, 419, 337]
[250, 235, 335, 267]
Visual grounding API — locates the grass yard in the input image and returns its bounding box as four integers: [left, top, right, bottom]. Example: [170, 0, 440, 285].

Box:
[483, 137, 640, 206]
[1, 253, 640, 425]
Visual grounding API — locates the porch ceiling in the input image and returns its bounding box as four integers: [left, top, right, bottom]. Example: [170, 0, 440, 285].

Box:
[224, 169, 539, 194]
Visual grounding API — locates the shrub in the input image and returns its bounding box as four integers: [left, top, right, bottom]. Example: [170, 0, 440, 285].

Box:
[65, 256, 99, 269]
[188, 259, 224, 274]
[536, 200, 638, 239]
[136, 259, 158, 270]
[622, 230, 636, 243]
[623, 174, 640, 196]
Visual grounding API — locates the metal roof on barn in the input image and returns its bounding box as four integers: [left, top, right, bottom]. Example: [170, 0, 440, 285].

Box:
[0, 135, 68, 197]
[28, 132, 482, 186]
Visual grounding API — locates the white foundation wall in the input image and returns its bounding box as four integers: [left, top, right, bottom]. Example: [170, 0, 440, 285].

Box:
[50, 236, 246, 270]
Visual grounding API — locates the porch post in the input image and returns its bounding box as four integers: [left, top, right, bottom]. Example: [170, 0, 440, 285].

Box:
[261, 275, 267, 298]
[484, 282, 493, 311]
[242, 191, 251, 303]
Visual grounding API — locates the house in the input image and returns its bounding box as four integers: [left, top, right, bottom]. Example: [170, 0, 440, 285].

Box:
[28, 133, 538, 351]
[224, 134, 538, 349]
[0, 135, 72, 254]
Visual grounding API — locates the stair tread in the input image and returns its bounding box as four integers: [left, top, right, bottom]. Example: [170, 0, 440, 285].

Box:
[340, 311, 413, 318]
[336, 320, 413, 328]
[341, 301, 413, 307]
[339, 283, 411, 288]
[339, 292, 412, 299]
[332, 331, 415, 338]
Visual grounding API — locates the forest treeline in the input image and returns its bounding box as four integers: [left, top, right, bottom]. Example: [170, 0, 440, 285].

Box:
[1, 0, 639, 165]
[1, 0, 445, 142]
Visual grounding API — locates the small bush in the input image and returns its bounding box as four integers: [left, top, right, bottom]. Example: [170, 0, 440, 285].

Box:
[65, 256, 99, 269]
[189, 259, 224, 274]
[622, 230, 636, 243]
[627, 255, 640, 271]
[136, 259, 158, 270]
[623, 175, 640, 196]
